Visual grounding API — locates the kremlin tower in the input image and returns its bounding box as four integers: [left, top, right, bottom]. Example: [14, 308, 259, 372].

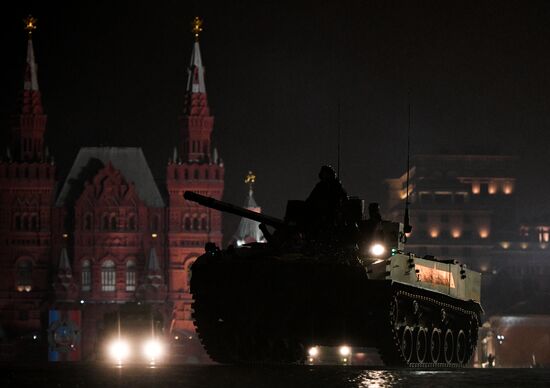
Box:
[0, 16, 56, 342]
[166, 17, 224, 335]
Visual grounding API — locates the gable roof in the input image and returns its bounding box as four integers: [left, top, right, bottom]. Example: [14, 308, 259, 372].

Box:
[55, 147, 165, 208]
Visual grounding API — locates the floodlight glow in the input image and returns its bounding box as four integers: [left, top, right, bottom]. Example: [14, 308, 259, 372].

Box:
[369, 243, 386, 257]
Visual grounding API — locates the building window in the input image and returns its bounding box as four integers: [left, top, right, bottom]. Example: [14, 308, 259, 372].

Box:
[441, 214, 449, 223]
[102, 214, 109, 230]
[126, 260, 136, 291]
[22, 215, 29, 230]
[454, 194, 465, 204]
[151, 214, 160, 231]
[184, 169, 189, 179]
[16, 259, 33, 292]
[128, 215, 136, 231]
[193, 217, 199, 230]
[15, 214, 21, 230]
[194, 170, 199, 179]
[110, 216, 117, 231]
[81, 260, 91, 291]
[215, 170, 220, 180]
[184, 216, 191, 231]
[101, 260, 116, 291]
[30, 215, 38, 230]
[201, 217, 208, 231]
[205, 170, 209, 179]
[84, 214, 92, 230]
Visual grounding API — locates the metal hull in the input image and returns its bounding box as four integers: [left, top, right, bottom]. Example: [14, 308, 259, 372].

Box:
[191, 247, 482, 366]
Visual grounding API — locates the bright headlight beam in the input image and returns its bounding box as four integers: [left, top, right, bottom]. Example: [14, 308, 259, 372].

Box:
[109, 339, 130, 362]
[339, 345, 351, 357]
[369, 243, 386, 257]
[308, 346, 319, 357]
[143, 339, 163, 360]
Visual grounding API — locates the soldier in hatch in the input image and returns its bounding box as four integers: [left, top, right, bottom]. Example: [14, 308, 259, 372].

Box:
[305, 165, 348, 239]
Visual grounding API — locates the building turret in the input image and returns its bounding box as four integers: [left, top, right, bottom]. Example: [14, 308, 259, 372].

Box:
[233, 171, 266, 245]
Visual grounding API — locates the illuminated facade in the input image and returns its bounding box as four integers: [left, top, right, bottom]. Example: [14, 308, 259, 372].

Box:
[0, 19, 222, 362]
[232, 172, 265, 246]
[386, 154, 550, 315]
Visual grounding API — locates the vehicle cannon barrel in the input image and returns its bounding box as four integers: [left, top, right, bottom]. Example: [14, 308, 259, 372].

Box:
[183, 191, 285, 229]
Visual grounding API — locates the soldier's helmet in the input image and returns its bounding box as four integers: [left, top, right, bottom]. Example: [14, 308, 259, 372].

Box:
[318, 165, 336, 181]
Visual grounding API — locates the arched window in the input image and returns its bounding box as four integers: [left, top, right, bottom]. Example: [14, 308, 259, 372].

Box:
[194, 170, 199, 179]
[215, 170, 220, 180]
[184, 216, 191, 231]
[201, 217, 208, 231]
[30, 215, 38, 231]
[102, 214, 109, 230]
[184, 169, 189, 179]
[128, 215, 136, 231]
[151, 214, 160, 231]
[84, 214, 92, 230]
[22, 215, 29, 230]
[186, 259, 195, 291]
[16, 259, 33, 292]
[110, 216, 117, 231]
[193, 217, 199, 230]
[101, 260, 116, 291]
[81, 260, 91, 291]
[126, 260, 136, 291]
[15, 214, 21, 230]
[205, 170, 209, 179]
[174, 169, 179, 179]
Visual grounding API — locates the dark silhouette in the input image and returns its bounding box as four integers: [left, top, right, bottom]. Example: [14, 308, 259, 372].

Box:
[305, 165, 348, 235]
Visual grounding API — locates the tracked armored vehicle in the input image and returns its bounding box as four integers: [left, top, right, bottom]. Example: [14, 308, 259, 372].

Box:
[186, 186, 482, 367]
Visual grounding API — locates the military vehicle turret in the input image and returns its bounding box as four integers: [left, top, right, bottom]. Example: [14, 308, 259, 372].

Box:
[186, 183, 482, 367]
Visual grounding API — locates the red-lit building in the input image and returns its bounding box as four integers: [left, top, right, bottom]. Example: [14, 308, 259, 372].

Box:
[0, 19, 223, 362]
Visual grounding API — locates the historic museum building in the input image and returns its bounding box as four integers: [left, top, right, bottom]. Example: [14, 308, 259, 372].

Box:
[0, 18, 223, 361]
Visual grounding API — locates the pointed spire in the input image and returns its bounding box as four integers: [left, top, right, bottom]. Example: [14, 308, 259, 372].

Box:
[147, 247, 161, 273]
[58, 247, 72, 274]
[180, 16, 213, 162]
[11, 15, 47, 162]
[212, 147, 219, 164]
[187, 42, 207, 94]
[233, 171, 265, 245]
[172, 146, 178, 163]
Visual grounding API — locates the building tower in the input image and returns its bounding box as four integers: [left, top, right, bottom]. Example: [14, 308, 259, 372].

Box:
[166, 17, 224, 334]
[0, 16, 56, 338]
[233, 171, 265, 245]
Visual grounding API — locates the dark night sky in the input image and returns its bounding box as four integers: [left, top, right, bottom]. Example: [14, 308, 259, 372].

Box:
[2, 1, 550, 237]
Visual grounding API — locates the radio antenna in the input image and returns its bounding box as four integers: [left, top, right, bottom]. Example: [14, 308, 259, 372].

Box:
[337, 100, 341, 178]
[404, 91, 412, 235]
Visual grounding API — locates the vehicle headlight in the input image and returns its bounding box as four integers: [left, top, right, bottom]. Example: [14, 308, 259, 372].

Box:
[339, 345, 351, 357]
[308, 346, 319, 357]
[109, 339, 130, 362]
[369, 243, 386, 257]
[143, 339, 163, 360]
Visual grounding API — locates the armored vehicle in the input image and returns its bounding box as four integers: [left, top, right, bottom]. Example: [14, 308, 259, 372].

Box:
[186, 186, 482, 367]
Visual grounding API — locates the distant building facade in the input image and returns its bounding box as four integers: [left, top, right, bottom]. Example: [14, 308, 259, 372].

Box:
[0, 20, 223, 361]
[385, 154, 550, 315]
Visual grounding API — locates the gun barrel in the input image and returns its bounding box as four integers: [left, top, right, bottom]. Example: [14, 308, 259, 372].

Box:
[183, 191, 285, 229]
